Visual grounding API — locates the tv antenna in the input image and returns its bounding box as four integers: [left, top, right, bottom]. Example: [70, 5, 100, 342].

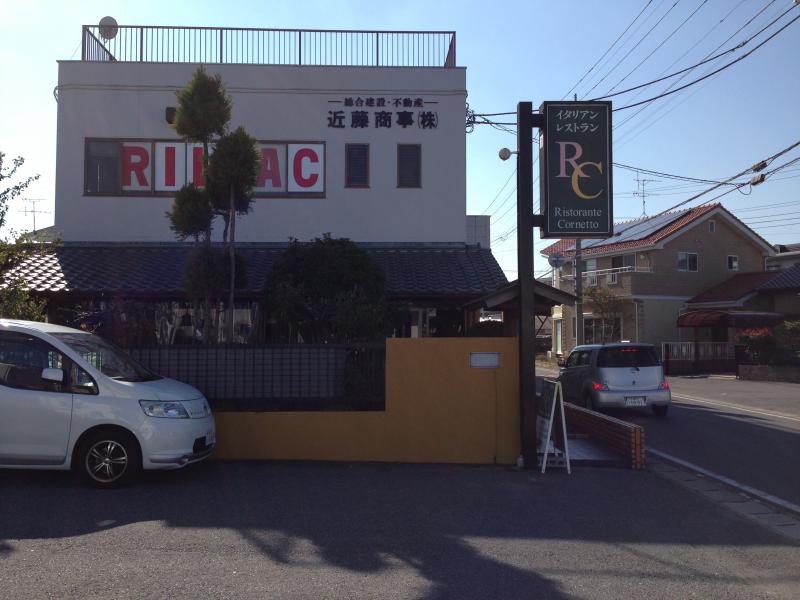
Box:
[632, 174, 658, 218]
[19, 198, 51, 232]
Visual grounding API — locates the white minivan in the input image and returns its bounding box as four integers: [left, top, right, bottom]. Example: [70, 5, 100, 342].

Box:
[0, 320, 215, 487]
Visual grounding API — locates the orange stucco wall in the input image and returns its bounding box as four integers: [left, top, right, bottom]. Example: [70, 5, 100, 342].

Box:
[213, 338, 521, 464]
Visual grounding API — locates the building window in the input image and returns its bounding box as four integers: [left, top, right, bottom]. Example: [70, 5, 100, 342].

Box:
[708, 220, 716, 233]
[554, 320, 563, 354]
[85, 140, 121, 193]
[677, 252, 698, 272]
[727, 255, 739, 271]
[583, 258, 597, 286]
[345, 144, 369, 188]
[397, 144, 421, 188]
[611, 254, 636, 269]
[584, 316, 622, 344]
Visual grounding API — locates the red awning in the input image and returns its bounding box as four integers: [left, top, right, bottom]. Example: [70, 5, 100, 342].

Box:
[677, 310, 786, 328]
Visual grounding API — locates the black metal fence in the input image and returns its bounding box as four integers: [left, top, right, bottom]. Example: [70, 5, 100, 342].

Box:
[81, 25, 456, 67]
[128, 343, 385, 412]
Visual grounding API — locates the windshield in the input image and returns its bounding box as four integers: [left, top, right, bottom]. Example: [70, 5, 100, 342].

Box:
[598, 346, 660, 368]
[53, 333, 161, 382]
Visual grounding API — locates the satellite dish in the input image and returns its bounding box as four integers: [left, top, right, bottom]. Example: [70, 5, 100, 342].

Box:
[548, 252, 566, 269]
[99, 16, 118, 40]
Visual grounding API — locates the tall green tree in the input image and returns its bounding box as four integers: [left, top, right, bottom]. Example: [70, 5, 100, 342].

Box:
[168, 67, 259, 343]
[172, 65, 232, 240]
[206, 127, 260, 343]
[0, 152, 49, 320]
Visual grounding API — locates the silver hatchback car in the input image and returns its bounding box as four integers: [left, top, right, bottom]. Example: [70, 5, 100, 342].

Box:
[558, 343, 671, 416]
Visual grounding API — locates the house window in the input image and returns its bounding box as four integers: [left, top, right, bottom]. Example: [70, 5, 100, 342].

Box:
[345, 144, 369, 188]
[583, 258, 597, 286]
[584, 316, 622, 344]
[611, 254, 636, 270]
[708, 220, 716, 233]
[727, 255, 739, 271]
[677, 252, 698, 272]
[85, 140, 121, 193]
[554, 320, 563, 354]
[397, 144, 421, 188]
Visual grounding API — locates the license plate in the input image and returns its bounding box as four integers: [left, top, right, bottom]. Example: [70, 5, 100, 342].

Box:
[205, 431, 216, 446]
[625, 396, 646, 407]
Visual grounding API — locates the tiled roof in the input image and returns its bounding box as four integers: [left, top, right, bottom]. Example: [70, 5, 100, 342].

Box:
[6, 243, 508, 298]
[687, 271, 780, 304]
[540, 203, 721, 257]
[758, 263, 800, 291]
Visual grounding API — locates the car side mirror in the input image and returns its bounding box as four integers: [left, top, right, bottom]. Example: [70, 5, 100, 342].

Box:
[41, 367, 64, 383]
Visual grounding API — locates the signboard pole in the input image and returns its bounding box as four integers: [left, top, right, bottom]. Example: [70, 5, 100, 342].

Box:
[516, 101, 537, 469]
[575, 240, 584, 345]
[516, 99, 612, 468]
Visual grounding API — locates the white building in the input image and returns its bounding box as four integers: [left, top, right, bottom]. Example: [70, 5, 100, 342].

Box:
[16, 25, 504, 343]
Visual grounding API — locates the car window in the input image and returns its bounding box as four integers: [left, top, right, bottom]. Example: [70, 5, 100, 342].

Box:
[598, 346, 660, 368]
[0, 331, 65, 393]
[565, 351, 580, 368]
[70, 363, 98, 395]
[53, 332, 160, 382]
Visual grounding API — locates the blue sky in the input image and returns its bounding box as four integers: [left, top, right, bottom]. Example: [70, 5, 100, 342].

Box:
[1, 0, 798, 278]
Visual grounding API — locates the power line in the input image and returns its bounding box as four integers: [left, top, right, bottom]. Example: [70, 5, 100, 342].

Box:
[479, 167, 516, 214]
[610, 0, 749, 108]
[745, 219, 800, 229]
[604, 0, 710, 96]
[583, 0, 683, 98]
[612, 0, 785, 144]
[739, 210, 800, 223]
[593, 1, 791, 101]
[613, 10, 800, 111]
[614, 162, 740, 185]
[562, 0, 655, 100]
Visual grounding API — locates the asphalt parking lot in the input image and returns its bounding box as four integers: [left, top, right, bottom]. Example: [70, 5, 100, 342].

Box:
[1, 461, 798, 599]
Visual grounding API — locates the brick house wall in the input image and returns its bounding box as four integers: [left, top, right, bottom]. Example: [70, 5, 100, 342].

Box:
[550, 210, 773, 356]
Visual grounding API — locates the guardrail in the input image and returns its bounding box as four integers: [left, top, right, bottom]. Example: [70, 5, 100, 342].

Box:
[81, 25, 456, 67]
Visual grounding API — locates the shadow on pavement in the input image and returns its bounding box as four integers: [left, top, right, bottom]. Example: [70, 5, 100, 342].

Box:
[1, 460, 799, 598]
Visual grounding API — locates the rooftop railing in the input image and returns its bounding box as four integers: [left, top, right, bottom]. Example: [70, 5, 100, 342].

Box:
[81, 25, 456, 67]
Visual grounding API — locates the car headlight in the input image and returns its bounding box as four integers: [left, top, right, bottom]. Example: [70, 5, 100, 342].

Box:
[139, 400, 190, 418]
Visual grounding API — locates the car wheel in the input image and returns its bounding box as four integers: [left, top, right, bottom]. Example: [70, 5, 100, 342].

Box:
[76, 429, 142, 488]
[652, 404, 669, 417]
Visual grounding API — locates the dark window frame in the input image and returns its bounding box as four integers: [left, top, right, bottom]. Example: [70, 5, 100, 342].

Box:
[677, 251, 699, 272]
[83, 137, 327, 199]
[727, 255, 739, 271]
[345, 143, 370, 188]
[397, 144, 422, 188]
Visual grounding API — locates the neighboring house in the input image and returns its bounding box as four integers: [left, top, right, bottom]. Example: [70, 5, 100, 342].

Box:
[542, 203, 775, 356]
[679, 269, 797, 342]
